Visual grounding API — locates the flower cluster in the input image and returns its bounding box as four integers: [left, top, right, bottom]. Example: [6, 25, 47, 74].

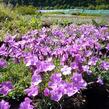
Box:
[1, 24, 109, 108]
[19, 97, 34, 109]
[44, 73, 87, 102]
[0, 59, 7, 68]
[0, 81, 13, 96]
[0, 100, 10, 109]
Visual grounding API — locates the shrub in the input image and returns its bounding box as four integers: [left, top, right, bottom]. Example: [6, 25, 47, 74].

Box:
[0, 4, 16, 22]
[15, 5, 37, 15]
[1, 16, 41, 37]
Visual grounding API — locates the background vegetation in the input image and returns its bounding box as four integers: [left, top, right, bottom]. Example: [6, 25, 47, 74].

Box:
[1, 0, 109, 9]
[0, 3, 42, 40]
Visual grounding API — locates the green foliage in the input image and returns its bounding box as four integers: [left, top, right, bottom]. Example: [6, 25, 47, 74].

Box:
[15, 5, 37, 15]
[0, 60, 31, 101]
[96, 0, 106, 4]
[92, 19, 99, 27]
[88, 5, 95, 10]
[0, 3, 16, 22]
[92, 19, 107, 27]
[37, 96, 61, 109]
[95, 4, 109, 10]
[3, 16, 41, 35]
[0, 4, 42, 40]
[43, 12, 65, 15]
[58, 19, 72, 27]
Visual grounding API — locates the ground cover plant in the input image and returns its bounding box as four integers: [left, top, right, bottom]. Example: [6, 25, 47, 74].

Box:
[0, 24, 109, 109]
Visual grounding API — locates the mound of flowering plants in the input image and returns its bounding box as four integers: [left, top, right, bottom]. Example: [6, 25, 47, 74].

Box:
[0, 24, 109, 109]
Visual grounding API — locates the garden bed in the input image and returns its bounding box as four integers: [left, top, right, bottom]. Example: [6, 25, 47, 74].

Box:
[1, 24, 109, 109]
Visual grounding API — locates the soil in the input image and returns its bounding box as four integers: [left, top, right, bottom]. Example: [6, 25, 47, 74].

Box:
[63, 83, 109, 109]
[83, 83, 109, 109]
[9, 96, 25, 109]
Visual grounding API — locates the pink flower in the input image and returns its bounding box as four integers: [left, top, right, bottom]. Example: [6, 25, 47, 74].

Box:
[61, 65, 72, 75]
[0, 81, 13, 96]
[25, 85, 38, 97]
[19, 97, 34, 109]
[0, 100, 10, 109]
